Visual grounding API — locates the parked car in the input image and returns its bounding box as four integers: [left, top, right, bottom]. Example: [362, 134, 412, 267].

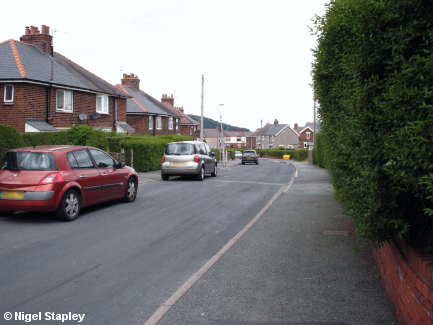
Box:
[0, 145, 138, 221]
[242, 150, 259, 165]
[161, 141, 217, 181]
[235, 151, 242, 159]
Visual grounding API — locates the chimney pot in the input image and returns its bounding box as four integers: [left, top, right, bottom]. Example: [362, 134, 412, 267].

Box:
[41, 25, 50, 34]
[25, 26, 30, 35]
[30, 26, 37, 34]
[274, 119, 279, 125]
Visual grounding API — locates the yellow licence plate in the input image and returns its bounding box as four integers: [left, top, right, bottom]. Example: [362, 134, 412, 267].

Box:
[171, 162, 187, 166]
[1, 191, 25, 200]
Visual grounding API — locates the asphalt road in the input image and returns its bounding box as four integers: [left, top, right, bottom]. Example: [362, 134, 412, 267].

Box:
[0, 159, 294, 325]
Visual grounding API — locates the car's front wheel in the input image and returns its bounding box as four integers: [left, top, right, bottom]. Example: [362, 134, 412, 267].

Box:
[56, 189, 81, 221]
[197, 166, 205, 181]
[124, 178, 137, 203]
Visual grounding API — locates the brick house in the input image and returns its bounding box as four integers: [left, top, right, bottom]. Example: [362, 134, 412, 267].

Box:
[116, 73, 198, 137]
[0, 25, 131, 133]
[160, 98, 199, 139]
[294, 122, 321, 149]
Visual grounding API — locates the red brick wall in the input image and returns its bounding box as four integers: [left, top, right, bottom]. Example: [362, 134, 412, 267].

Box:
[1, 82, 127, 132]
[0, 83, 48, 132]
[373, 238, 433, 324]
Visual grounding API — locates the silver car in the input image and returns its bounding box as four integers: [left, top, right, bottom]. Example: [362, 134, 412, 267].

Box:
[161, 141, 217, 181]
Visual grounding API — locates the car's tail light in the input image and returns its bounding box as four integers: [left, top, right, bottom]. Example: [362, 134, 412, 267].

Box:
[194, 155, 200, 163]
[162, 155, 166, 163]
[38, 172, 65, 184]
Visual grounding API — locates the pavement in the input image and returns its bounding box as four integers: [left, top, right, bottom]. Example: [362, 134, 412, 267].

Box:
[141, 160, 396, 325]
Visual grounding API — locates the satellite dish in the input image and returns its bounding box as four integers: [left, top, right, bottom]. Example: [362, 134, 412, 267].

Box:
[79, 113, 87, 121]
[91, 112, 101, 120]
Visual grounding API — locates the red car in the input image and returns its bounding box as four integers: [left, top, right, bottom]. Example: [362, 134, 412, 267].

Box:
[0, 145, 138, 221]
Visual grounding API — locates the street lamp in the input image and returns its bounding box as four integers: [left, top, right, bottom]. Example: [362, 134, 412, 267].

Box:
[217, 104, 225, 167]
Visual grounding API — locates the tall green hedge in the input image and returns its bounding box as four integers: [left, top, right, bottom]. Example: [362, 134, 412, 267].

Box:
[312, 0, 433, 248]
[312, 131, 326, 168]
[0, 124, 26, 163]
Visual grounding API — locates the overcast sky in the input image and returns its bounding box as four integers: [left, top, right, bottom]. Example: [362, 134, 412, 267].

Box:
[2, 0, 328, 132]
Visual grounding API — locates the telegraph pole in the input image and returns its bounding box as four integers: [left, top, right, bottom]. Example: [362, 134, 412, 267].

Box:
[200, 75, 204, 141]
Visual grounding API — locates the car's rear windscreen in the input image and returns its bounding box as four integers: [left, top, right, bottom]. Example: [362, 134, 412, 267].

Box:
[2, 152, 57, 171]
[166, 143, 196, 155]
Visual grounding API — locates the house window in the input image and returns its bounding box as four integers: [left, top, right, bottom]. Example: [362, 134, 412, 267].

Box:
[262, 135, 264, 141]
[306, 132, 311, 139]
[56, 90, 73, 112]
[156, 116, 162, 130]
[4, 85, 14, 103]
[149, 116, 153, 130]
[304, 142, 308, 148]
[176, 118, 179, 130]
[96, 95, 109, 114]
[168, 117, 173, 130]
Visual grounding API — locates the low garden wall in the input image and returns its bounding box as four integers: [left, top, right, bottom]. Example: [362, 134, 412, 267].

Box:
[373, 238, 433, 324]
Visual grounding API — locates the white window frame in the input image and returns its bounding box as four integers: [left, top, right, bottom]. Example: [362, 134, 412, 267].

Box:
[304, 142, 308, 148]
[4, 84, 14, 103]
[306, 132, 311, 139]
[168, 117, 173, 130]
[96, 95, 109, 114]
[176, 118, 179, 130]
[156, 116, 162, 130]
[56, 90, 73, 112]
[149, 116, 153, 130]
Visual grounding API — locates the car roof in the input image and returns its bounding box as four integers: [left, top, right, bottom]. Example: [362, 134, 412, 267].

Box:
[7, 145, 94, 153]
[168, 141, 204, 145]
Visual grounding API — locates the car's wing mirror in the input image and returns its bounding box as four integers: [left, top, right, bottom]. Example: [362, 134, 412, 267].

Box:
[115, 161, 125, 168]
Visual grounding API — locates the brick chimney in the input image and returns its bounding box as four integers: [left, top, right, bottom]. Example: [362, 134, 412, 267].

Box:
[274, 119, 279, 125]
[161, 94, 174, 106]
[20, 25, 53, 55]
[176, 106, 184, 113]
[121, 73, 140, 91]
[294, 123, 298, 130]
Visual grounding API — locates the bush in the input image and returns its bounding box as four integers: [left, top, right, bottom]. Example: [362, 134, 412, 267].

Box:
[0, 124, 26, 163]
[86, 130, 109, 151]
[67, 125, 94, 146]
[312, 0, 433, 248]
[22, 130, 69, 147]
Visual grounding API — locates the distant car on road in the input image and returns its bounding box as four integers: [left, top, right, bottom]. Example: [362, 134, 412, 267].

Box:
[235, 151, 242, 159]
[0, 145, 138, 221]
[242, 150, 259, 165]
[161, 141, 217, 181]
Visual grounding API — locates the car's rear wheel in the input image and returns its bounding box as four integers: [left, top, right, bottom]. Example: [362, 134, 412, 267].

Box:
[197, 166, 205, 181]
[56, 189, 81, 221]
[211, 164, 217, 177]
[161, 172, 169, 181]
[124, 178, 137, 203]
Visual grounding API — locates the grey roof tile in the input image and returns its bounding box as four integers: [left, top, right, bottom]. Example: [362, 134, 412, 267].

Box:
[1, 40, 128, 97]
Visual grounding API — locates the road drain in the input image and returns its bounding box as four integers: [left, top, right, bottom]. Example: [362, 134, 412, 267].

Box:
[323, 230, 350, 237]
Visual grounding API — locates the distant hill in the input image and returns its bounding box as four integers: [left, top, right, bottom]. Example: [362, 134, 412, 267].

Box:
[188, 115, 250, 132]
